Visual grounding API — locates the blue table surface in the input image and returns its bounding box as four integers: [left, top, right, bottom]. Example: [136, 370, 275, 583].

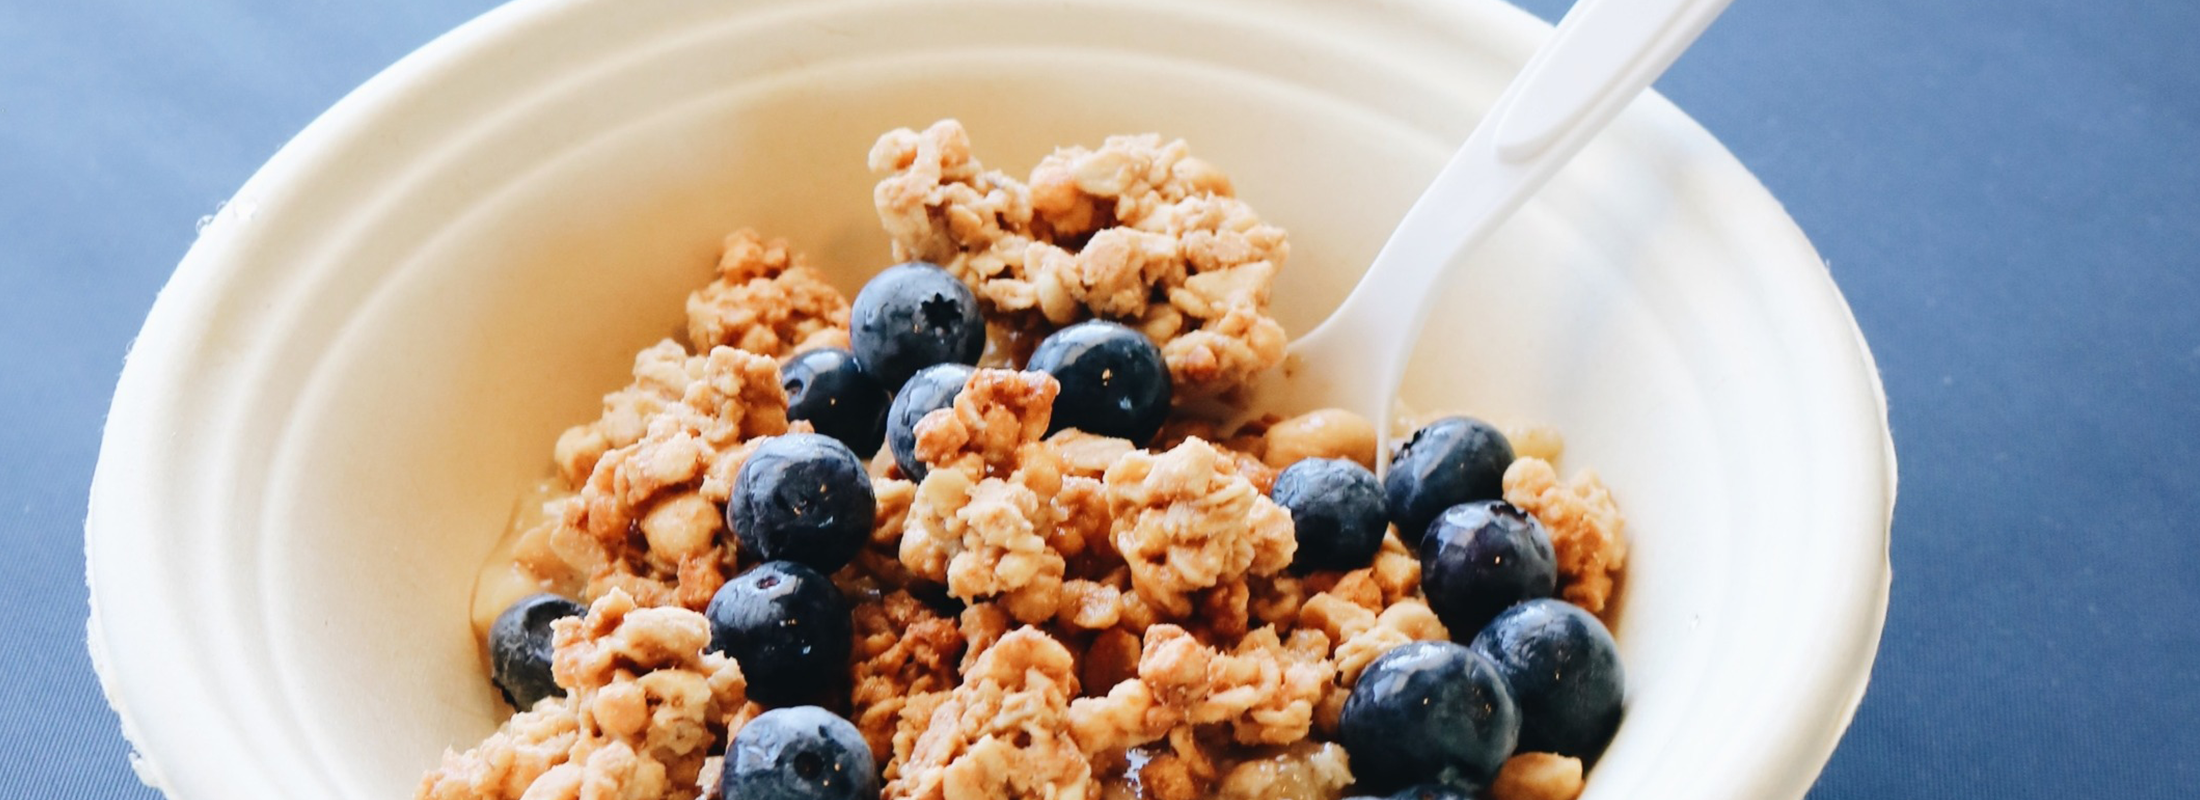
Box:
[6, 0, 2196, 797]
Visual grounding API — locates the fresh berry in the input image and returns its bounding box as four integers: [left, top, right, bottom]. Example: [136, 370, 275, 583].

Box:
[730, 433, 876, 573]
[1271, 457, 1388, 571]
[1420, 500, 1557, 635]
[849, 261, 984, 390]
[885, 362, 973, 482]
[705, 561, 853, 706]
[1384, 416, 1515, 545]
[1024, 320, 1171, 443]
[1340, 640, 1520, 792]
[782, 347, 889, 458]
[720, 705, 879, 800]
[1471, 598, 1626, 758]
[487, 593, 584, 710]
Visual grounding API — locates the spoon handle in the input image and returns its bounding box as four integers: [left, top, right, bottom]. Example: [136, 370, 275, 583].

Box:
[1496, 0, 1736, 164]
[1293, 0, 1733, 423]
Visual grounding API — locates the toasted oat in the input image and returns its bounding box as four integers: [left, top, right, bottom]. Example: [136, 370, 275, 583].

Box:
[849, 592, 966, 765]
[1503, 457, 1627, 614]
[685, 229, 850, 358]
[419, 591, 747, 800]
[885, 628, 1096, 800]
[1491, 752, 1587, 800]
[870, 120, 1288, 397]
[1103, 438, 1295, 619]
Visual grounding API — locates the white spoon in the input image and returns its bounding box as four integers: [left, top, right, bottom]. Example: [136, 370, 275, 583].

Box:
[1246, 0, 1735, 452]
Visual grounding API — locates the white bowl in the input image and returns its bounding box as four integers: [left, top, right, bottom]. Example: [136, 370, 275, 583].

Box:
[85, 0, 1896, 798]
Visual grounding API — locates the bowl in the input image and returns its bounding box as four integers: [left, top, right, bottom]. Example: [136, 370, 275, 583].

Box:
[84, 0, 1896, 798]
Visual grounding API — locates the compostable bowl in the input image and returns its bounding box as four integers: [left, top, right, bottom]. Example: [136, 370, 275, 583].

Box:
[85, 1, 1896, 798]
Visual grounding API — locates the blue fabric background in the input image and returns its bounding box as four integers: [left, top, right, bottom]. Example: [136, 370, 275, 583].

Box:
[4, 0, 2194, 797]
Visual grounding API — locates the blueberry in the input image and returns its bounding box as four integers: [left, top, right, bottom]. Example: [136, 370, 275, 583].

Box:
[705, 561, 853, 706]
[885, 362, 974, 482]
[721, 705, 879, 800]
[782, 348, 889, 458]
[1271, 458, 1388, 571]
[1340, 641, 1520, 793]
[1471, 598, 1626, 758]
[1025, 320, 1171, 443]
[850, 261, 984, 390]
[1385, 417, 1515, 546]
[488, 593, 584, 710]
[730, 433, 876, 573]
[1420, 500, 1557, 635]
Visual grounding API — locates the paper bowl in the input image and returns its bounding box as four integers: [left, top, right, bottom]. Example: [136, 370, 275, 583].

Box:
[85, 0, 1895, 798]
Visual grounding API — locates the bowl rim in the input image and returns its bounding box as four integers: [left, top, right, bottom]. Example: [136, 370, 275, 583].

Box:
[84, 0, 1896, 798]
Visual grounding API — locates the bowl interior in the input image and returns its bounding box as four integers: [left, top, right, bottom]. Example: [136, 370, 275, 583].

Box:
[86, 1, 1893, 798]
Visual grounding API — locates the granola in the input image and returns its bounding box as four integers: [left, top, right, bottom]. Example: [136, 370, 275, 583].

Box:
[870, 120, 1288, 398]
[557, 346, 788, 610]
[898, 370, 1074, 622]
[685, 229, 852, 358]
[1104, 438, 1295, 620]
[435, 121, 1632, 800]
[1502, 457, 1628, 615]
[849, 591, 965, 764]
[885, 628, 1095, 800]
[419, 591, 750, 800]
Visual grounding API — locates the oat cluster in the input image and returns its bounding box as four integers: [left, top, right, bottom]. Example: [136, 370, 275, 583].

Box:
[418, 121, 1626, 800]
[870, 120, 1288, 398]
[420, 590, 753, 800]
[1502, 457, 1628, 614]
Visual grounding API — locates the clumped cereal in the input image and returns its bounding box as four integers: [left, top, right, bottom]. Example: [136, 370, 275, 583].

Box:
[911, 368, 1059, 477]
[420, 590, 749, 800]
[1328, 599, 1450, 688]
[886, 628, 1095, 800]
[1104, 438, 1296, 619]
[553, 346, 789, 610]
[849, 592, 966, 763]
[1134, 624, 1335, 746]
[1503, 457, 1627, 614]
[439, 121, 1632, 800]
[870, 120, 1288, 398]
[417, 700, 581, 800]
[899, 370, 1075, 622]
[552, 341, 705, 487]
[685, 229, 851, 358]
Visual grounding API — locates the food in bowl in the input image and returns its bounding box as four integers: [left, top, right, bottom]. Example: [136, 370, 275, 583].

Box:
[418, 120, 1629, 800]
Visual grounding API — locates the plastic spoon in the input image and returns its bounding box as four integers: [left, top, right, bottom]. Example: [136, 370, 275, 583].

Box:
[1244, 0, 1735, 454]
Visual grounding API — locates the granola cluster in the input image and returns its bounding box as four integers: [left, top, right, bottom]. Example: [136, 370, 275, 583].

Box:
[870, 120, 1288, 398]
[1105, 439, 1297, 620]
[532, 345, 788, 614]
[686, 228, 852, 358]
[865, 385, 1461, 800]
[886, 629, 1094, 800]
[1502, 457, 1628, 614]
[425, 122, 1629, 800]
[420, 590, 753, 800]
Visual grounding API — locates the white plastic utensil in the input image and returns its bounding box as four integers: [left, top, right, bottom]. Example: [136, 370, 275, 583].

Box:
[1249, 0, 1735, 447]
